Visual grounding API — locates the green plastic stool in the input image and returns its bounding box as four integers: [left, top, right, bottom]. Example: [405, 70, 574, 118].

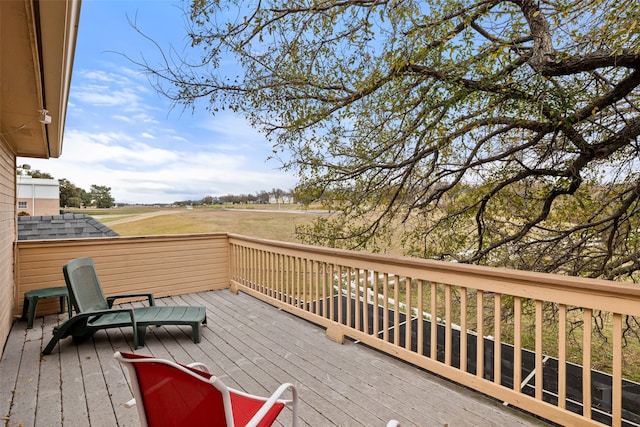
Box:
[22, 287, 71, 329]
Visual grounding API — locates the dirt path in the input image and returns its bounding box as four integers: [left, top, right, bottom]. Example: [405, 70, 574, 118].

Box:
[103, 210, 181, 225]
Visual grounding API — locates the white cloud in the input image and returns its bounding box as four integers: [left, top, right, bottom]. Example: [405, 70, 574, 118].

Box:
[73, 87, 142, 108]
[198, 113, 266, 140]
[21, 121, 295, 204]
[113, 115, 134, 123]
[133, 113, 160, 124]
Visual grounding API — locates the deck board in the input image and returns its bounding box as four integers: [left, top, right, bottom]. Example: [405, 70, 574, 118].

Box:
[1, 289, 552, 427]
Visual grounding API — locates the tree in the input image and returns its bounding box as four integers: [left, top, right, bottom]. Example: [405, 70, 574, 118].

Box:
[26, 170, 54, 179]
[201, 195, 215, 205]
[59, 178, 85, 208]
[256, 190, 270, 204]
[271, 188, 285, 204]
[80, 190, 93, 208]
[135, 0, 640, 281]
[90, 185, 115, 209]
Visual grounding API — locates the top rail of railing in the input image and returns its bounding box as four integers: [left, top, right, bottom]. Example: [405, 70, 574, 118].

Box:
[227, 234, 640, 316]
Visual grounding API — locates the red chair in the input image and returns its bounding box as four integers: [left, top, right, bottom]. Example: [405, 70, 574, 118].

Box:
[114, 351, 299, 427]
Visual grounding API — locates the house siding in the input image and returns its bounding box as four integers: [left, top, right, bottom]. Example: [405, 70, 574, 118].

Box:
[16, 176, 60, 216]
[16, 198, 59, 216]
[0, 139, 16, 354]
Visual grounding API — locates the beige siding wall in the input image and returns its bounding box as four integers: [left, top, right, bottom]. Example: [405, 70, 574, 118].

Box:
[16, 197, 59, 216]
[0, 140, 16, 354]
[15, 234, 230, 318]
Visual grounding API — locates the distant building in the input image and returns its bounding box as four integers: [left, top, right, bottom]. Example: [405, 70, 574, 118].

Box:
[17, 176, 59, 216]
[269, 195, 295, 204]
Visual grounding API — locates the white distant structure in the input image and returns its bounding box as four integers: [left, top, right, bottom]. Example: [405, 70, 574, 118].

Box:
[17, 176, 60, 216]
[269, 195, 295, 204]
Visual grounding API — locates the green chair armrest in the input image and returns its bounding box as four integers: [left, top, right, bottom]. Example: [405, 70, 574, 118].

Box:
[106, 293, 155, 308]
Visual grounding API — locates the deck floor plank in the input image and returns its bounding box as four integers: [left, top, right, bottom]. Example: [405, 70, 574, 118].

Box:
[8, 338, 40, 427]
[35, 319, 62, 426]
[0, 321, 25, 423]
[2, 289, 552, 427]
[93, 330, 137, 427]
[77, 333, 119, 427]
[58, 324, 90, 427]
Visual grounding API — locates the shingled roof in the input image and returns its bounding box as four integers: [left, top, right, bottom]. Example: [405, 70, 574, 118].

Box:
[18, 214, 119, 240]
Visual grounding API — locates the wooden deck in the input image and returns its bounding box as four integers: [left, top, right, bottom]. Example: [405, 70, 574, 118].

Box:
[1, 290, 552, 427]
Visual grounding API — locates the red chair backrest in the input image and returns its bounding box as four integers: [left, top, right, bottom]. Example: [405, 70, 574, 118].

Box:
[124, 352, 228, 426]
[120, 352, 284, 427]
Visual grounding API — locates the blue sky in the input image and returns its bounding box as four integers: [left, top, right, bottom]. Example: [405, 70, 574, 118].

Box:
[19, 0, 297, 205]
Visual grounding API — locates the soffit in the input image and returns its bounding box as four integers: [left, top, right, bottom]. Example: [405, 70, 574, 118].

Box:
[0, 0, 81, 159]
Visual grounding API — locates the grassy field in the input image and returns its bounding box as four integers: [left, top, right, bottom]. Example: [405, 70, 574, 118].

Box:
[90, 206, 325, 242]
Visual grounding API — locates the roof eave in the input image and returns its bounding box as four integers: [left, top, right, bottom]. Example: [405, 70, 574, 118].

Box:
[0, 0, 81, 159]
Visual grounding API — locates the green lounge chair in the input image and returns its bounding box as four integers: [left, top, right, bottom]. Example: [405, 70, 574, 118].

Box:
[42, 257, 207, 355]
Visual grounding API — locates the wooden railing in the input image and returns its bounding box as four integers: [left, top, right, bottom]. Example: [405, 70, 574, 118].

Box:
[13, 233, 640, 426]
[228, 234, 640, 427]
